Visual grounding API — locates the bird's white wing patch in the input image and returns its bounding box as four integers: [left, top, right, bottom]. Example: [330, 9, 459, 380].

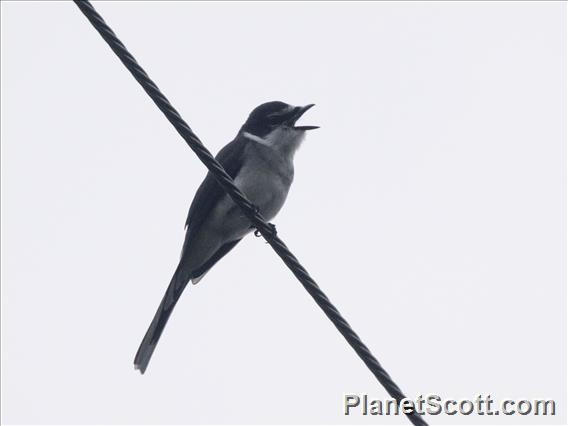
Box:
[243, 131, 270, 146]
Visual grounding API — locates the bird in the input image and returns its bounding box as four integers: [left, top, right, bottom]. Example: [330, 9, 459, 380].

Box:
[134, 101, 318, 373]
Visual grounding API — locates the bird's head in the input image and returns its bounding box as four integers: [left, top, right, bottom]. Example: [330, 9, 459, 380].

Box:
[240, 101, 318, 152]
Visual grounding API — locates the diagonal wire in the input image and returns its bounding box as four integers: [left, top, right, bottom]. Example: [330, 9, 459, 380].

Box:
[73, 2, 428, 425]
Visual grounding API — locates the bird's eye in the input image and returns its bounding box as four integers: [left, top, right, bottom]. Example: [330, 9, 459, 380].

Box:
[267, 113, 283, 126]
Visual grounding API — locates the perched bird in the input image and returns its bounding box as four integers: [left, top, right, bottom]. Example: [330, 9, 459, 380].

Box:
[134, 101, 318, 373]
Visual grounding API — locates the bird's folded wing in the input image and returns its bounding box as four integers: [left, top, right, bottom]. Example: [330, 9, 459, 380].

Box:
[184, 136, 247, 234]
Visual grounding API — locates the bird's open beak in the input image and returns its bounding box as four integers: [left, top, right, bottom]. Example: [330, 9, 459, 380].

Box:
[290, 104, 319, 131]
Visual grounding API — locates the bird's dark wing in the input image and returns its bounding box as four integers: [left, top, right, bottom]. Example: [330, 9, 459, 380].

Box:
[184, 137, 247, 233]
[191, 238, 242, 282]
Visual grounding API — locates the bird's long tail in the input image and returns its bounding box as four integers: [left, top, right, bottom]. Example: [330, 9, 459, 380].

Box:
[134, 264, 192, 374]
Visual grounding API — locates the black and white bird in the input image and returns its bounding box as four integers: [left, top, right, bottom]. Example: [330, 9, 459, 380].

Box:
[134, 101, 318, 373]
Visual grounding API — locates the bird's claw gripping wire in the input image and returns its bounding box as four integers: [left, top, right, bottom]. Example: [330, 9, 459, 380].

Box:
[254, 223, 277, 240]
[248, 205, 277, 240]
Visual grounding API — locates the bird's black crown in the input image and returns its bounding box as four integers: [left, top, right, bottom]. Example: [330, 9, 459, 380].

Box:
[241, 101, 317, 137]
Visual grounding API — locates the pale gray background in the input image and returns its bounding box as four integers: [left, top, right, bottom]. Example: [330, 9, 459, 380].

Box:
[1, 1, 566, 424]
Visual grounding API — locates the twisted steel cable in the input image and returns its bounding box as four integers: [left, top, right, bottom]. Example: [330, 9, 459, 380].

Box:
[73, 2, 428, 425]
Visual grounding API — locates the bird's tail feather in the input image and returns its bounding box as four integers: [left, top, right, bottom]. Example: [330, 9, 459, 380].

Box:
[134, 264, 191, 374]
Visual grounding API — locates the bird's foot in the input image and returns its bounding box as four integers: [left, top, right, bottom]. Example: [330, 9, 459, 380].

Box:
[254, 223, 277, 241]
[248, 204, 277, 241]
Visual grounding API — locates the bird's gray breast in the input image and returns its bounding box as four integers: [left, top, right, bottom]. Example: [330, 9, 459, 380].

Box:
[210, 143, 294, 240]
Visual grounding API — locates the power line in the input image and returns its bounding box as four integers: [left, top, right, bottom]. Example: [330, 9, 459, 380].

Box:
[73, 2, 428, 425]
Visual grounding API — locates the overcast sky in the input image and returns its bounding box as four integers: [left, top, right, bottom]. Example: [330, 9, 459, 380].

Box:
[1, 1, 566, 424]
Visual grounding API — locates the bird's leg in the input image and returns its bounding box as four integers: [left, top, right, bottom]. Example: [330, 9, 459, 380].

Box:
[250, 204, 262, 235]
